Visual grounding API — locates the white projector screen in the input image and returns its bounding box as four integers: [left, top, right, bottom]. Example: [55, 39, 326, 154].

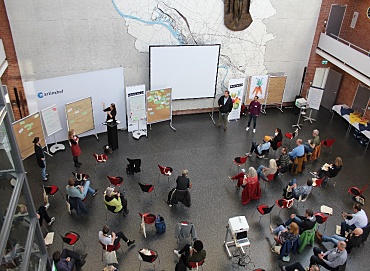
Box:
[150, 45, 220, 100]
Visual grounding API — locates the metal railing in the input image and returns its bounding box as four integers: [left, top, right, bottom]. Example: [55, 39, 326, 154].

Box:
[327, 32, 370, 57]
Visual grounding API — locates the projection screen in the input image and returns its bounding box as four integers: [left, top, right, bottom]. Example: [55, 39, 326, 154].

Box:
[150, 45, 221, 100]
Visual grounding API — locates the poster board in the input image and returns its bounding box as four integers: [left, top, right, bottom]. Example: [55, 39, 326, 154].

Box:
[228, 78, 245, 121]
[12, 112, 46, 160]
[245, 75, 269, 105]
[265, 76, 287, 105]
[41, 104, 62, 136]
[146, 88, 172, 124]
[65, 97, 94, 135]
[126, 85, 146, 133]
[307, 87, 324, 110]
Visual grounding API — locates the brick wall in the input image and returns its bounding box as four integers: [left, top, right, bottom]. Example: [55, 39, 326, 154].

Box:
[0, 0, 28, 120]
[303, 0, 370, 116]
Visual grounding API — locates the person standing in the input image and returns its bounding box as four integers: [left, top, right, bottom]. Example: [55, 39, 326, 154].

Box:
[102, 102, 117, 125]
[246, 95, 261, 133]
[33, 137, 49, 181]
[216, 90, 233, 131]
[68, 129, 82, 168]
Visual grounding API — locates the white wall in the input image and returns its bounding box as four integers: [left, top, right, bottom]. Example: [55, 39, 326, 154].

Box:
[5, 0, 322, 111]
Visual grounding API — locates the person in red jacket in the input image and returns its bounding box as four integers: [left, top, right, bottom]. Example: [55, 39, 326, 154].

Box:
[68, 129, 82, 168]
[246, 96, 261, 133]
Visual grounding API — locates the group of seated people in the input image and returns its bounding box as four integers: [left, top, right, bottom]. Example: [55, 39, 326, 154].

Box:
[229, 167, 261, 204]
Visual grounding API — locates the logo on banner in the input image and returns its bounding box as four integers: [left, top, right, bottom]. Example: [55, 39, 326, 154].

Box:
[37, 89, 64, 99]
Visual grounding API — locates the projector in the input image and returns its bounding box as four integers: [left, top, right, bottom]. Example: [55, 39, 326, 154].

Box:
[295, 98, 307, 108]
[228, 216, 249, 236]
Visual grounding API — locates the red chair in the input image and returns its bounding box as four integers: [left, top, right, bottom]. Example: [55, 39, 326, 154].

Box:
[138, 249, 159, 270]
[315, 212, 330, 231]
[60, 231, 85, 251]
[230, 156, 248, 173]
[348, 185, 368, 197]
[263, 173, 275, 190]
[321, 139, 336, 157]
[93, 153, 108, 162]
[188, 259, 205, 270]
[276, 198, 294, 217]
[42, 185, 64, 200]
[158, 165, 173, 183]
[256, 204, 275, 223]
[107, 175, 124, 187]
[284, 129, 298, 146]
[312, 177, 325, 188]
[138, 183, 155, 203]
[72, 172, 89, 182]
[99, 241, 122, 261]
[139, 213, 157, 238]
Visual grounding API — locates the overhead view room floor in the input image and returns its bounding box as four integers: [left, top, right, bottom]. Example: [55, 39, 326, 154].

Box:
[19, 107, 369, 271]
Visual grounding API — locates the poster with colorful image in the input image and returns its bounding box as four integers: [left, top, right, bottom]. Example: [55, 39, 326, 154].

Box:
[248, 75, 269, 99]
[228, 78, 245, 121]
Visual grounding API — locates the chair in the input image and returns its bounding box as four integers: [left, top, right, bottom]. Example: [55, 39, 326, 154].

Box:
[99, 241, 123, 261]
[188, 259, 205, 270]
[290, 154, 306, 175]
[272, 141, 282, 158]
[72, 172, 88, 182]
[42, 185, 64, 201]
[315, 212, 330, 231]
[60, 231, 85, 251]
[275, 198, 294, 217]
[105, 203, 120, 221]
[298, 223, 317, 253]
[157, 164, 173, 183]
[255, 204, 274, 223]
[263, 173, 275, 190]
[284, 129, 298, 147]
[138, 249, 159, 270]
[309, 144, 321, 161]
[127, 158, 141, 175]
[175, 221, 198, 246]
[230, 156, 248, 173]
[321, 139, 336, 157]
[139, 213, 157, 238]
[348, 185, 368, 197]
[360, 223, 370, 245]
[312, 177, 325, 188]
[93, 153, 108, 175]
[107, 175, 124, 187]
[138, 183, 155, 203]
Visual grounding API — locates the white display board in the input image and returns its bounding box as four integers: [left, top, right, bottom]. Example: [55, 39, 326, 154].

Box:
[307, 87, 324, 110]
[24, 67, 126, 143]
[248, 75, 269, 100]
[126, 85, 146, 133]
[40, 104, 62, 136]
[228, 78, 245, 121]
[150, 45, 220, 100]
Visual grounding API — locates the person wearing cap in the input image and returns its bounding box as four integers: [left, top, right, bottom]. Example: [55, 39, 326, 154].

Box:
[174, 240, 206, 271]
[246, 135, 271, 158]
[33, 137, 49, 181]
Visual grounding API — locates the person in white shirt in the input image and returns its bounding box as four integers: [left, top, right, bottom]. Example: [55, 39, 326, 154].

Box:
[340, 203, 368, 237]
[99, 225, 135, 248]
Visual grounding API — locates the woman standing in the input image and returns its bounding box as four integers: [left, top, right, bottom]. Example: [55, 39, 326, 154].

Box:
[33, 137, 49, 181]
[68, 129, 82, 168]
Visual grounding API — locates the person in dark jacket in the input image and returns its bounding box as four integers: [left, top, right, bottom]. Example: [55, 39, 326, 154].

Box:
[102, 102, 117, 124]
[174, 240, 206, 271]
[311, 157, 342, 183]
[246, 95, 261, 133]
[276, 147, 292, 173]
[270, 128, 283, 150]
[216, 90, 233, 131]
[33, 137, 49, 181]
[279, 262, 320, 271]
[52, 249, 87, 271]
[282, 209, 316, 234]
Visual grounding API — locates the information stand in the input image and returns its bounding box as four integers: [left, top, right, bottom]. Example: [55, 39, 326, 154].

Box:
[41, 104, 65, 154]
[107, 121, 118, 150]
[126, 85, 147, 139]
[146, 88, 175, 131]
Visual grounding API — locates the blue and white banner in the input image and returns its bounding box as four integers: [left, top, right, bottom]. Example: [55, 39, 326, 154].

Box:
[228, 78, 245, 121]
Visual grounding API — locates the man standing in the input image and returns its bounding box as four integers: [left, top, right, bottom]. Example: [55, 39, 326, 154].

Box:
[216, 90, 233, 131]
[246, 95, 261, 133]
[340, 204, 368, 237]
[309, 241, 347, 270]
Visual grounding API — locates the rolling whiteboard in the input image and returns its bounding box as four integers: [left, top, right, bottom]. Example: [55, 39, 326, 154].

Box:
[150, 45, 220, 100]
[147, 88, 172, 124]
[126, 85, 146, 133]
[41, 104, 62, 136]
[65, 97, 94, 135]
[12, 112, 46, 159]
[307, 87, 324, 110]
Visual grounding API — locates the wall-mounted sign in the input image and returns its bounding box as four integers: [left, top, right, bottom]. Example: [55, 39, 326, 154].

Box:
[322, 60, 328, 65]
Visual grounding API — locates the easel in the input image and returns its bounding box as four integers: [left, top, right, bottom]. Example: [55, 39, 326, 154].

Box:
[49, 133, 65, 154]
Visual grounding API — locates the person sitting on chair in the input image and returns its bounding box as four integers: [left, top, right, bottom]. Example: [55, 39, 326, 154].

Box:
[174, 240, 206, 271]
[288, 139, 305, 160]
[311, 157, 342, 183]
[309, 241, 347, 270]
[256, 159, 277, 182]
[270, 222, 300, 246]
[99, 225, 135, 248]
[104, 187, 129, 216]
[52, 249, 87, 271]
[167, 170, 192, 207]
[276, 147, 292, 173]
[281, 209, 316, 234]
[303, 129, 320, 153]
[175, 169, 192, 190]
[340, 203, 368, 237]
[229, 167, 258, 189]
[284, 179, 313, 200]
[66, 178, 98, 200]
[246, 135, 271, 158]
[279, 262, 320, 271]
[316, 227, 363, 254]
[270, 128, 283, 150]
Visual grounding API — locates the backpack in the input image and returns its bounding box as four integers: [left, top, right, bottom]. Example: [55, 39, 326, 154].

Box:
[155, 214, 166, 234]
